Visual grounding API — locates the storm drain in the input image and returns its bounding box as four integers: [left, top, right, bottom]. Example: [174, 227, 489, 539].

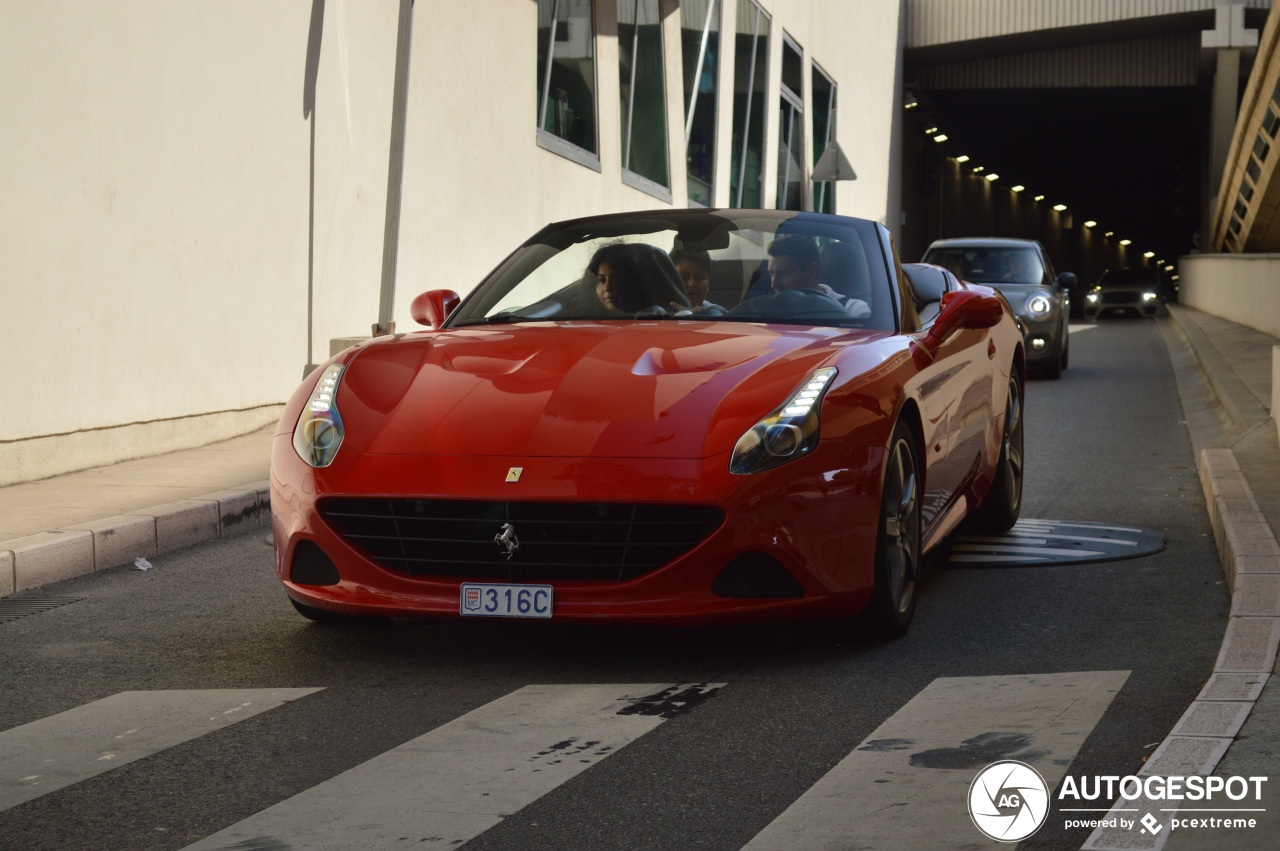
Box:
[947, 519, 1165, 568]
[0, 596, 83, 624]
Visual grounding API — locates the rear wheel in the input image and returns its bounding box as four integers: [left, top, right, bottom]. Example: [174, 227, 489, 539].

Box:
[859, 421, 921, 639]
[965, 374, 1024, 534]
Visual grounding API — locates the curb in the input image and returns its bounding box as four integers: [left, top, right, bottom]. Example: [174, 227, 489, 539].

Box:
[0, 480, 271, 597]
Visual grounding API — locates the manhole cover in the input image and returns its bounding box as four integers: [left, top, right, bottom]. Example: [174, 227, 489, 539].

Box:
[947, 520, 1165, 568]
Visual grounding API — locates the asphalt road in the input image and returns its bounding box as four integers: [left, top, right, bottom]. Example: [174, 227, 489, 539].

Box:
[0, 317, 1230, 851]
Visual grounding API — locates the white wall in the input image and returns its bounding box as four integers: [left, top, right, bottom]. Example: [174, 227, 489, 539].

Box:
[1, 0, 904, 486]
[1179, 253, 1280, 339]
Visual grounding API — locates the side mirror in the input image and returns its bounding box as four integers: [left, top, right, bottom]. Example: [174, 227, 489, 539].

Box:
[1055, 272, 1077, 292]
[918, 290, 1003, 361]
[411, 290, 461, 329]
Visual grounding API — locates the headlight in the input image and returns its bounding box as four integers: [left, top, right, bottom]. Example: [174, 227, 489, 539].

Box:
[293, 364, 346, 467]
[1086, 292, 1100, 304]
[1025, 294, 1052, 316]
[730, 368, 837, 475]
[1142, 291, 1158, 302]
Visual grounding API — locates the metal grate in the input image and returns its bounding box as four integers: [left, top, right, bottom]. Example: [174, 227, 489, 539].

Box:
[0, 596, 83, 624]
[318, 498, 724, 583]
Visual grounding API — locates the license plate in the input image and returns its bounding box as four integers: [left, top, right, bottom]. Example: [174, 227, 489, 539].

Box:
[459, 583, 553, 619]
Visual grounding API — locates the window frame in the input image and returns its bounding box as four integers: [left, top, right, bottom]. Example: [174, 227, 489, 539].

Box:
[536, 0, 603, 173]
[618, 0, 673, 202]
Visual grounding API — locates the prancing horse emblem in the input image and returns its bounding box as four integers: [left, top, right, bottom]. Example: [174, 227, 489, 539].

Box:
[494, 523, 519, 560]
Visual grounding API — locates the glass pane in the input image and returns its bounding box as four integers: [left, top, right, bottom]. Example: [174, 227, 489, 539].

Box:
[731, 0, 769, 208]
[811, 67, 836, 214]
[619, 0, 668, 187]
[536, 0, 598, 155]
[681, 0, 719, 205]
[776, 101, 803, 210]
[781, 37, 802, 98]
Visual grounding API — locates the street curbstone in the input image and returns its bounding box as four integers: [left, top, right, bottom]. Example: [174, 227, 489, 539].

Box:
[1195, 672, 1269, 702]
[64, 514, 158, 571]
[204, 488, 264, 536]
[1213, 615, 1280, 673]
[10, 531, 94, 593]
[1170, 700, 1254, 739]
[1, 550, 13, 597]
[1231, 574, 1280, 617]
[130, 500, 220, 554]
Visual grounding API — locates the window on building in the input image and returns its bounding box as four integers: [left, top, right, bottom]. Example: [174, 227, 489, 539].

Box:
[776, 34, 804, 210]
[619, 0, 669, 196]
[811, 64, 837, 214]
[681, 0, 720, 206]
[537, 0, 600, 170]
[1264, 106, 1280, 139]
[1253, 133, 1270, 163]
[731, 0, 770, 208]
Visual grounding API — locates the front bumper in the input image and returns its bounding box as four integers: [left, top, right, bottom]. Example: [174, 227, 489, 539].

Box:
[1016, 314, 1063, 363]
[269, 434, 885, 625]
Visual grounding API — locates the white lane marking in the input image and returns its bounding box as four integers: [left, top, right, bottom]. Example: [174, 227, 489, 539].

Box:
[183, 683, 723, 851]
[0, 689, 322, 812]
[742, 671, 1130, 850]
[952, 544, 1108, 557]
[1068, 324, 1096, 332]
[1022, 521, 1143, 533]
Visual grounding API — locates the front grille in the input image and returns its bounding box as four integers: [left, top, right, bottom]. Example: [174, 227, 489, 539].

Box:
[1100, 291, 1138, 305]
[318, 498, 724, 582]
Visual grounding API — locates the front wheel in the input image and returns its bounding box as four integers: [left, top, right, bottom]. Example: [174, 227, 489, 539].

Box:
[858, 421, 922, 639]
[964, 373, 1024, 534]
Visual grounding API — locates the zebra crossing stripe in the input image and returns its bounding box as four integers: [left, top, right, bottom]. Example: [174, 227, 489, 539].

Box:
[948, 519, 1164, 567]
[183, 682, 723, 851]
[0, 688, 323, 812]
[741, 671, 1130, 850]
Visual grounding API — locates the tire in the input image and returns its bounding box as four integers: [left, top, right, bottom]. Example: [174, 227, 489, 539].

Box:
[965, 374, 1024, 534]
[1059, 334, 1069, 371]
[859, 421, 922, 639]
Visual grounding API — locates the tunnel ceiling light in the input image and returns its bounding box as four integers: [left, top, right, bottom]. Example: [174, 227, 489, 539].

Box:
[1011, 185, 1025, 192]
[972, 166, 985, 173]
[933, 133, 949, 142]
[1084, 220, 1097, 228]
[1053, 204, 1068, 212]
[1034, 194, 1045, 202]
[955, 154, 970, 163]
[1105, 231, 1115, 237]
[925, 126, 938, 135]
[1165, 265, 1175, 272]
[1143, 251, 1155, 258]
[985, 173, 999, 181]
[1172, 274, 1180, 281]
[1120, 239, 1132, 246]
[905, 94, 919, 109]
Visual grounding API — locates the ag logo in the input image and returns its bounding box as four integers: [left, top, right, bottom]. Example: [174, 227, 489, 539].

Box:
[967, 759, 1050, 842]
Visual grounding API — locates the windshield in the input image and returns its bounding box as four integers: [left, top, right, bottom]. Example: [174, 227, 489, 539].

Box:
[922, 246, 1046, 287]
[448, 210, 897, 331]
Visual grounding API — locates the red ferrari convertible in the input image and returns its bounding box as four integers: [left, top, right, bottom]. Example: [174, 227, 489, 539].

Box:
[270, 210, 1024, 637]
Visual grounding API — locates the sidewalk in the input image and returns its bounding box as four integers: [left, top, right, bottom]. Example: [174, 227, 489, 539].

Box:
[1, 308, 1278, 850]
[0, 426, 274, 596]
[1085, 305, 1280, 851]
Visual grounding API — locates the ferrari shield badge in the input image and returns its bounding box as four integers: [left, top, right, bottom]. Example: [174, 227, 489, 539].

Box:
[506, 467, 523, 483]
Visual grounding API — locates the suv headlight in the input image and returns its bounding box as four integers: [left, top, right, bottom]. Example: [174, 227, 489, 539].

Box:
[1086, 291, 1100, 304]
[1025, 294, 1052, 317]
[1142, 291, 1158, 302]
[731, 368, 837, 475]
[293, 364, 346, 467]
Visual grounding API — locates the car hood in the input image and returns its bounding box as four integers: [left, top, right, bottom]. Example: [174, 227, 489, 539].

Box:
[337, 322, 884, 459]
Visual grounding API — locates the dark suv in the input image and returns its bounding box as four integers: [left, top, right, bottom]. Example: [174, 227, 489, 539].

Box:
[921, 237, 1075, 379]
[1084, 267, 1170, 320]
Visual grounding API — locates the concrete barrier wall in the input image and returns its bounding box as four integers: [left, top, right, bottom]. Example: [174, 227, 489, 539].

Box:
[1178, 253, 1280, 340]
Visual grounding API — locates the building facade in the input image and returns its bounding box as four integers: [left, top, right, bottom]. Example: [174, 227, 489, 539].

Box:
[1, 0, 905, 485]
